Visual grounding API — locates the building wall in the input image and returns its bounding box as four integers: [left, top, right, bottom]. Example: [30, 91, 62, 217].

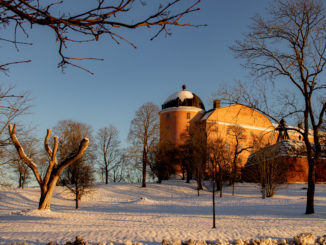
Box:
[159, 101, 324, 183]
[243, 155, 326, 183]
[204, 104, 277, 168]
[160, 107, 204, 146]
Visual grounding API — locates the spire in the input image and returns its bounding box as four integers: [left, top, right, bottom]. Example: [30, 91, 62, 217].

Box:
[276, 119, 290, 142]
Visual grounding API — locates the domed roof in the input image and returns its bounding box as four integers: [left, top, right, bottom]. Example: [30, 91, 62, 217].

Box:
[162, 85, 205, 110]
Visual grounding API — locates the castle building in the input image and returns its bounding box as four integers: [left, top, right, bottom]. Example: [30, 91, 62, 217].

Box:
[159, 85, 326, 183]
[160, 85, 205, 146]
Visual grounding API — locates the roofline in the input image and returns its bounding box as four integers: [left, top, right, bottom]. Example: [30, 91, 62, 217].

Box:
[160, 107, 205, 114]
[206, 120, 275, 132]
[203, 103, 274, 123]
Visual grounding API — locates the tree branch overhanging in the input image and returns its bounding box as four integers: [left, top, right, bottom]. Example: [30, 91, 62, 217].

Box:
[1, 0, 206, 74]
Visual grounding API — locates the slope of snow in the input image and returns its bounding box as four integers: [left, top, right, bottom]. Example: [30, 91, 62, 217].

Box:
[0, 181, 326, 245]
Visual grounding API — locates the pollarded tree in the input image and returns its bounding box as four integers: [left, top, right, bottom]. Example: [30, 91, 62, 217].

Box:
[0, 0, 205, 74]
[97, 125, 121, 184]
[8, 124, 89, 210]
[128, 102, 159, 188]
[228, 0, 326, 214]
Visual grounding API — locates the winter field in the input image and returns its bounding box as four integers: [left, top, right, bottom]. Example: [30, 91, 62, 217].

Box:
[0, 181, 326, 245]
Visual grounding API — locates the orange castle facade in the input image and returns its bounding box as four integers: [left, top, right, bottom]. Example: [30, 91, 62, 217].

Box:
[159, 85, 326, 183]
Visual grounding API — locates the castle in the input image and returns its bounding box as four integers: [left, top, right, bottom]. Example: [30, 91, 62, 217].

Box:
[159, 85, 326, 183]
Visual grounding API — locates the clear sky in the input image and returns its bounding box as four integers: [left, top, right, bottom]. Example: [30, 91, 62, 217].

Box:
[1, 0, 268, 146]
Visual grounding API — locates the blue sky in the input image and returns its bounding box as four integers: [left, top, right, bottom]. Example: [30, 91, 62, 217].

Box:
[1, 0, 268, 145]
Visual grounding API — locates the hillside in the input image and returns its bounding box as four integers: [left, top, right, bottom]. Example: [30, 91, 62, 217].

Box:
[0, 181, 326, 245]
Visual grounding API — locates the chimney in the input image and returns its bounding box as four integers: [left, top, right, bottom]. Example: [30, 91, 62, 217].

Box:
[213, 100, 220, 109]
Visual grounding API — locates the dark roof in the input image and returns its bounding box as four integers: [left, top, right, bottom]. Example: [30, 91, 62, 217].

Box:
[162, 91, 205, 110]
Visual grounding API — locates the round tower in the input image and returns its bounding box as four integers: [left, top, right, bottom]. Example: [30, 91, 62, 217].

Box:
[159, 85, 205, 146]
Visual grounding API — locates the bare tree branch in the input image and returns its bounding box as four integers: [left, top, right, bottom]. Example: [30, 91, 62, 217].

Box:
[0, 0, 206, 73]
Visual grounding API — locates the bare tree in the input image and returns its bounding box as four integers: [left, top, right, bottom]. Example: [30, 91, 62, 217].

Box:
[128, 102, 159, 187]
[54, 120, 96, 209]
[8, 124, 89, 210]
[228, 125, 252, 195]
[97, 125, 120, 184]
[243, 139, 288, 198]
[206, 127, 231, 229]
[64, 161, 95, 209]
[0, 85, 31, 155]
[207, 127, 231, 198]
[182, 121, 207, 193]
[8, 130, 39, 188]
[0, 0, 205, 74]
[227, 0, 326, 214]
[150, 141, 178, 183]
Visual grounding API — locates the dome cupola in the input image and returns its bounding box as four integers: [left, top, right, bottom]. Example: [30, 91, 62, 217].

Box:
[162, 85, 205, 110]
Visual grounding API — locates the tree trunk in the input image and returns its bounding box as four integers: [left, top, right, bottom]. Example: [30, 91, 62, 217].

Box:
[75, 183, 79, 209]
[142, 160, 147, 188]
[196, 171, 203, 195]
[38, 175, 59, 210]
[22, 175, 25, 189]
[186, 166, 191, 183]
[212, 173, 216, 229]
[19, 174, 22, 188]
[306, 159, 316, 214]
[105, 167, 109, 184]
[219, 171, 223, 198]
[232, 158, 237, 196]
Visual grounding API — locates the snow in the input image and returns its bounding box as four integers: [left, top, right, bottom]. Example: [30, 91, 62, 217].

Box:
[0, 181, 326, 245]
[201, 111, 214, 121]
[164, 91, 194, 103]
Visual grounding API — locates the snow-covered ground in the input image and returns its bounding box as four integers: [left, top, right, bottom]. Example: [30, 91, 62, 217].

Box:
[0, 181, 325, 245]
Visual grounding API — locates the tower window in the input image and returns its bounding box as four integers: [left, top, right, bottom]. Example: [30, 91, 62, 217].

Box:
[186, 126, 190, 132]
[166, 113, 170, 120]
[187, 112, 190, 119]
[226, 143, 230, 151]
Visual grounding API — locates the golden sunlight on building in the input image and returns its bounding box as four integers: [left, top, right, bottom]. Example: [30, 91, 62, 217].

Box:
[159, 85, 326, 183]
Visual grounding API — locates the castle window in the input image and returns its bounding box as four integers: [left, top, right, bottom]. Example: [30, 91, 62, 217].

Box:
[226, 128, 230, 134]
[186, 126, 190, 132]
[187, 112, 190, 119]
[166, 113, 170, 120]
[226, 143, 230, 151]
